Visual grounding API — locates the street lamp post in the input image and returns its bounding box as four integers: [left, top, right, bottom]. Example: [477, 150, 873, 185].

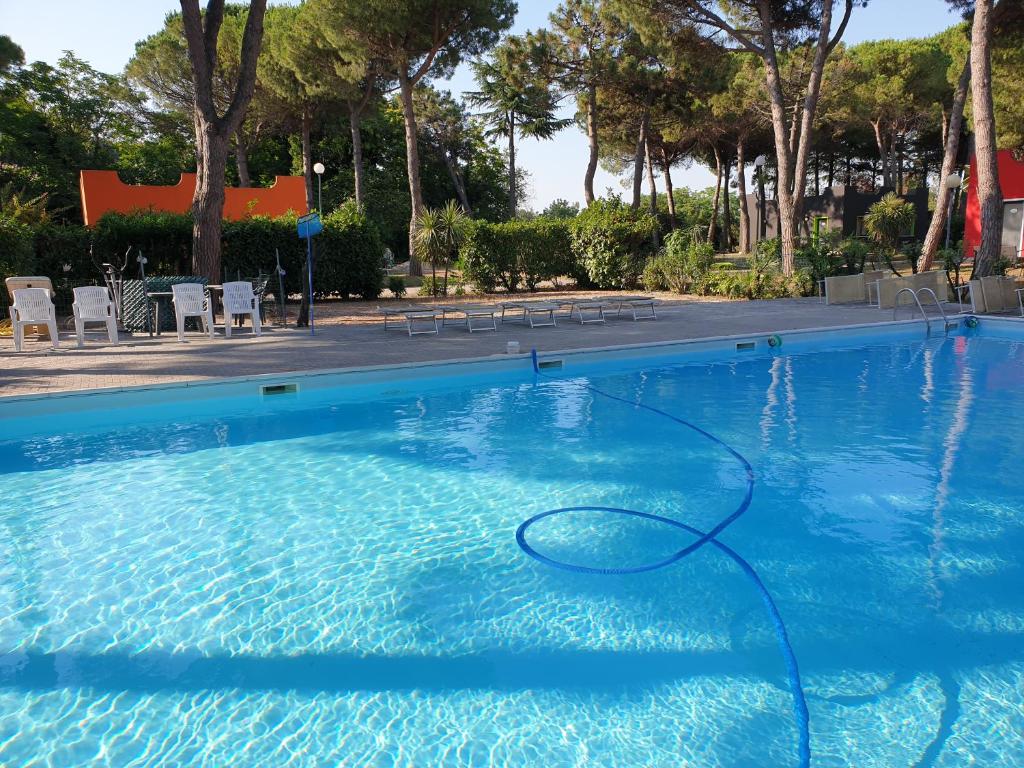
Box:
[313, 162, 325, 213]
[944, 172, 962, 250]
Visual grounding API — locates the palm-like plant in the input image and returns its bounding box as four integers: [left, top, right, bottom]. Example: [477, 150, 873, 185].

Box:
[865, 193, 916, 275]
[414, 200, 470, 297]
[466, 37, 570, 218]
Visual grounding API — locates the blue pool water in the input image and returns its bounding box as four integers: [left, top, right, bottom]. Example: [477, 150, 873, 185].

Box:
[1, 327, 1023, 766]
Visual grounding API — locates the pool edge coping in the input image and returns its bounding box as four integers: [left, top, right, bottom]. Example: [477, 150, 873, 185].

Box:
[2, 314, 1022, 409]
[0, 317, 945, 404]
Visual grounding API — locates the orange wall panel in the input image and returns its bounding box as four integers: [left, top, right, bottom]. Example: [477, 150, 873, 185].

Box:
[79, 171, 308, 226]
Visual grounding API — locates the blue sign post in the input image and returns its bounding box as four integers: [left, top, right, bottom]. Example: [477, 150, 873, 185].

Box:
[297, 213, 323, 335]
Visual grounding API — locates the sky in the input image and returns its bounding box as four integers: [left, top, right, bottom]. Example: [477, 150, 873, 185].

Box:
[0, 0, 963, 211]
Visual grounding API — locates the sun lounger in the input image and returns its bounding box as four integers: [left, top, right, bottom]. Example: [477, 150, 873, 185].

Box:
[435, 304, 500, 332]
[605, 295, 658, 321]
[500, 301, 558, 328]
[379, 305, 442, 336]
[557, 298, 607, 324]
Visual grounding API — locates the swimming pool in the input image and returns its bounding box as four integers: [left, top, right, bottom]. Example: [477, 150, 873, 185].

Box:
[0, 319, 1022, 766]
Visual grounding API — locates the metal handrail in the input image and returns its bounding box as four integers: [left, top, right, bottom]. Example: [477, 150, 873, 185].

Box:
[894, 286, 952, 337]
[893, 287, 928, 323]
[916, 287, 948, 327]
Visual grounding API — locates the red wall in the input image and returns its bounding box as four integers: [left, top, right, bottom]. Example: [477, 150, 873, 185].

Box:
[79, 171, 308, 226]
[963, 149, 1024, 257]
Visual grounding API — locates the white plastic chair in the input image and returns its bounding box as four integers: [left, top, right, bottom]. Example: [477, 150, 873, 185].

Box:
[10, 287, 59, 352]
[171, 283, 214, 342]
[72, 286, 118, 347]
[221, 281, 262, 337]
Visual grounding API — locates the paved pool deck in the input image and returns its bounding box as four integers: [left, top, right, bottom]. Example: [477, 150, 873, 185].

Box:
[0, 296, 949, 398]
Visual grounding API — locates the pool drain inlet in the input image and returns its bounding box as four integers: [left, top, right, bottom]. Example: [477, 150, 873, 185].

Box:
[519, 349, 810, 767]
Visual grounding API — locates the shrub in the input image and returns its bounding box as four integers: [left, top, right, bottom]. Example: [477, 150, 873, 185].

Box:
[317, 202, 385, 300]
[721, 239, 813, 299]
[865, 193, 914, 259]
[570, 200, 658, 289]
[222, 213, 306, 289]
[642, 229, 715, 294]
[420, 274, 445, 297]
[458, 218, 573, 293]
[641, 256, 668, 291]
[0, 216, 35, 282]
[795, 231, 844, 282]
[0, 216, 40, 317]
[414, 202, 470, 297]
[459, 220, 511, 292]
[93, 211, 193, 275]
[839, 237, 870, 274]
[388, 276, 406, 298]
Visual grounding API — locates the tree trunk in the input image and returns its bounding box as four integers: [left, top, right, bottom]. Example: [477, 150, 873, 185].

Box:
[191, 123, 230, 282]
[631, 111, 648, 210]
[737, 138, 750, 254]
[584, 84, 598, 206]
[297, 241, 312, 327]
[179, 0, 267, 284]
[508, 112, 517, 217]
[827, 153, 835, 188]
[970, 0, 1003, 277]
[919, 59, 971, 273]
[301, 106, 314, 211]
[644, 136, 659, 247]
[398, 70, 425, 276]
[760, 44, 798, 271]
[348, 101, 365, 209]
[708, 146, 722, 247]
[754, 0, 849, 274]
[662, 150, 677, 230]
[897, 144, 904, 194]
[872, 121, 892, 189]
[235, 131, 252, 187]
[723, 156, 733, 252]
[813, 151, 820, 196]
[442, 150, 473, 216]
[758, 164, 767, 240]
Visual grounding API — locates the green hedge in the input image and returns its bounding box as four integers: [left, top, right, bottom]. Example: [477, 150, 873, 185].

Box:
[0, 216, 35, 280]
[570, 201, 658, 289]
[642, 230, 716, 294]
[458, 219, 573, 293]
[1, 203, 386, 303]
[458, 205, 657, 293]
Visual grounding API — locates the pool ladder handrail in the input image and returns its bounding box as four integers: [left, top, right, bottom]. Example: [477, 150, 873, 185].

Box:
[893, 287, 950, 336]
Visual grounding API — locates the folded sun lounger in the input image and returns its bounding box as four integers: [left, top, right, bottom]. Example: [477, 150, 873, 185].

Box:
[558, 298, 608, 324]
[379, 305, 442, 336]
[605, 295, 658, 321]
[435, 304, 500, 332]
[499, 301, 558, 328]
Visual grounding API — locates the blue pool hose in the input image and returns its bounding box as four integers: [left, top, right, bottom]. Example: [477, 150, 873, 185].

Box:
[520, 348, 810, 767]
